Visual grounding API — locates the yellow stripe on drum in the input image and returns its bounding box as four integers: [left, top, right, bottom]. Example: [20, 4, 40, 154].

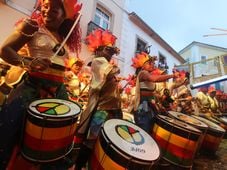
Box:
[94, 138, 124, 170]
[25, 120, 77, 140]
[153, 124, 197, 150]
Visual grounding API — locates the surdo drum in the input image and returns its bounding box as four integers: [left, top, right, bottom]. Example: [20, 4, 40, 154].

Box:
[22, 99, 81, 162]
[168, 111, 208, 153]
[152, 115, 202, 168]
[192, 115, 226, 154]
[91, 119, 160, 170]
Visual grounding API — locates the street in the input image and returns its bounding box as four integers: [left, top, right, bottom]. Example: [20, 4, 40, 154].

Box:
[193, 138, 227, 170]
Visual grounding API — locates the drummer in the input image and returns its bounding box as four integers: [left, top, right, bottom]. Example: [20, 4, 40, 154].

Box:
[195, 85, 211, 116]
[74, 29, 123, 170]
[207, 86, 222, 115]
[131, 51, 179, 132]
[0, 0, 82, 168]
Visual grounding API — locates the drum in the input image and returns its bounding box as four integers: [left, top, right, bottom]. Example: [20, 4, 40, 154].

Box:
[168, 111, 208, 154]
[91, 119, 160, 170]
[152, 115, 202, 168]
[22, 98, 81, 162]
[211, 116, 227, 132]
[192, 115, 226, 154]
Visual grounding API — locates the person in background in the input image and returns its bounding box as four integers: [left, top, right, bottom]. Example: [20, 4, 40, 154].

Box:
[64, 58, 84, 99]
[0, 0, 82, 169]
[195, 85, 211, 116]
[74, 29, 122, 170]
[131, 52, 179, 132]
[207, 86, 222, 115]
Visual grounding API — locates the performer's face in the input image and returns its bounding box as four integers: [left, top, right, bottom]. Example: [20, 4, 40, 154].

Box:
[41, 0, 65, 31]
[143, 61, 155, 71]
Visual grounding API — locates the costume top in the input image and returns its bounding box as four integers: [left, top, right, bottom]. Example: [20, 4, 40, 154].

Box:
[26, 27, 69, 83]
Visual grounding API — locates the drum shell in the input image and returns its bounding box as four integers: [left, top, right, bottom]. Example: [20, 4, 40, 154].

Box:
[152, 115, 202, 168]
[22, 101, 80, 162]
[168, 111, 208, 154]
[193, 116, 226, 153]
[91, 119, 160, 170]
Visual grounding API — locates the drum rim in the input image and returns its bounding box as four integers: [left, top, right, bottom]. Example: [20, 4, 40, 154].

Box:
[192, 115, 226, 133]
[168, 111, 208, 129]
[157, 114, 202, 134]
[99, 127, 159, 167]
[28, 98, 81, 118]
[101, 119, 160, 162]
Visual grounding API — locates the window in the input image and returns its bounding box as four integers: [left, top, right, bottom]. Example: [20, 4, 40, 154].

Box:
[135, 38, 147, 53]
[158, 53, 169, 71]
[94, 7, 111, 30]
[201, 55, 207, 64]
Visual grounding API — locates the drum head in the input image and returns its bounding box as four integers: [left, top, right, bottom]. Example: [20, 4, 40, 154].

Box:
[29, 98, 81, 118]
[168, 111, 208, 129]
[192, 115, 226, 133]
[158, 115, 201, 133]
[102, 119, 160, 162]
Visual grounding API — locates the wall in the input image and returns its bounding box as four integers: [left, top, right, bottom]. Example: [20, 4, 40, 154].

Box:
[120, 15, 182, 77]
[0, 2, 27, 46]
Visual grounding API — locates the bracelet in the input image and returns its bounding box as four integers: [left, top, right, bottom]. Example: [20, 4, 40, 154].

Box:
[16, 29, 35, 37]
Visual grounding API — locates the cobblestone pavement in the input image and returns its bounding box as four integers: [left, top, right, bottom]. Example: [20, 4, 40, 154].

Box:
[193, 138, 227, 170]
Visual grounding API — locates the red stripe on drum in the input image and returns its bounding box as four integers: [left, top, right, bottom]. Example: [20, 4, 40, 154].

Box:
[23, 132, 74, 151]
[90, 152, 104, 170]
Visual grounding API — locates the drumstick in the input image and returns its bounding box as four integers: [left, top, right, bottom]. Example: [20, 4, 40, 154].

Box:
[50, 12, 82, 62]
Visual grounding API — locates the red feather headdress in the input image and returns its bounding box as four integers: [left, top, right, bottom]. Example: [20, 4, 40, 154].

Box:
[131, 52, 157, 69]
[86, 29, 117, 52]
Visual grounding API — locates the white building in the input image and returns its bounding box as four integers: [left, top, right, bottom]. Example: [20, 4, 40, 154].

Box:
[179, 41, 227, 93]
[0, 0, 185, 77]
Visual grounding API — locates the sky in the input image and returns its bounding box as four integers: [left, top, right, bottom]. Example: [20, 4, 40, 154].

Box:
[127, 0, 227, 52]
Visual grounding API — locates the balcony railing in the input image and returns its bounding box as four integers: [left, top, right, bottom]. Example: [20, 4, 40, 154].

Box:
[175, 55, 227, 89]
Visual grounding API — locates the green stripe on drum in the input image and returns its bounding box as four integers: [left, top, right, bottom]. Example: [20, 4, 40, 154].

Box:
[162, 150, 193, 168]
[21, 143, 73, 162]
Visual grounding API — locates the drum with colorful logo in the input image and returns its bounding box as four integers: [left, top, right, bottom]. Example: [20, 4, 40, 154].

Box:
[192, 115, 226, 154]
[152, 115, 202, 168]
[168, 111, 208, 153]
[22, 98, 81, 162]
[91, 119, 160, 170]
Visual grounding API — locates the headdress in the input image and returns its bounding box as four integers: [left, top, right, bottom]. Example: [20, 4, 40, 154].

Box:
[86, 29, 118, 52]
[35, 0, 82, 19]
[131, 52, 157, 69]
[64, 57, 84, 69]
[208, 86, 216, 93]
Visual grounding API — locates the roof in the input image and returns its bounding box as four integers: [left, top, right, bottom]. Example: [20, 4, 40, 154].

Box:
[179, 41, 227, 54]
[128, 12, 185, 63]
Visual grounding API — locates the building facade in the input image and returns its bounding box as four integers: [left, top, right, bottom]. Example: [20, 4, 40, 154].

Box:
[179, 41, 227, 93]
[0, 0, 185, 78]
